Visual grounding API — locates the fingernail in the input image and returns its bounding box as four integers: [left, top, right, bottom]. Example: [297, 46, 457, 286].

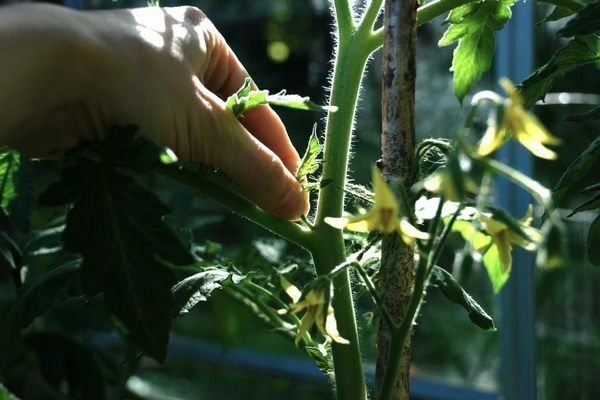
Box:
[274, 186, 307, 221]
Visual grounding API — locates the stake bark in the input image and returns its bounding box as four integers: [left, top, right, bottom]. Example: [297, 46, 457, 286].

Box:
[375, 0, 418, 399]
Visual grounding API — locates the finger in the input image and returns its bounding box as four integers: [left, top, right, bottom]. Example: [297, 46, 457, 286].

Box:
[202, 37, 301, 174]
[196, 91, 308, 220]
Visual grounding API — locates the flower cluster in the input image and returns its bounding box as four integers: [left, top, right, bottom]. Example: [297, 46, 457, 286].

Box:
[325, 167, 429, 245]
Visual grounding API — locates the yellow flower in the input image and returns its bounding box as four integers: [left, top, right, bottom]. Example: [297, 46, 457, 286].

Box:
[279, 277, 349, 346]
[479, 207, 542, 273]
[422, 168, 478, 202]
[477, 79, 561, 160]
[325, 167, 429, 245]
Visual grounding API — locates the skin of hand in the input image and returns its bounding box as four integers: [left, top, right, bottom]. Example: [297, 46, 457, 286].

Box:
[0, 4, 308, 220]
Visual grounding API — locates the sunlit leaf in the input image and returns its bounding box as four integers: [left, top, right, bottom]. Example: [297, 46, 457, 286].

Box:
[0, 148, 20, 209]
[558, 2, 600, 37]
[439, 0, 516, 102]
[553, 135, 600, 206]
[483, 243, 510, 293]
[171, 267, 244, 315]
[588, 215, 600, 265]
[296, 125, 322, 185]
[40, 158, 194, 363]
[520, 36, 600, 108]
[430, 266, 495, 330]
[567, 105, 600, 122]
[226, 78, 336, 117]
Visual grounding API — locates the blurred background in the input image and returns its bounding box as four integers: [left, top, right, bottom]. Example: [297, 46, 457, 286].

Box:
[0, 0, 598, 399]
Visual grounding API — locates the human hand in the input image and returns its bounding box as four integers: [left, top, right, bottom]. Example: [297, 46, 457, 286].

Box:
[0, 5, 307, 220]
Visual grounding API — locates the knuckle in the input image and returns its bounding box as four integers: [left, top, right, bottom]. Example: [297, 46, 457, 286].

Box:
[182, 6, 207, 26]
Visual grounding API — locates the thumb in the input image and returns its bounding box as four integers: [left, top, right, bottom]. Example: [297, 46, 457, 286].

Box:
[197, 90, 308, 221]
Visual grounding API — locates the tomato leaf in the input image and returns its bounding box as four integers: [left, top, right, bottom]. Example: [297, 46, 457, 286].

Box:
[553, 134, 600, 206]
[296, 125, 322, 187]
[171, 267, 244, 315]
[519, 36, 600, 108]
[483, 243, 510, 293]
[0, 260, 81, 370]
[588, 215, 600, 265]
[40, 157, 194, 363]
[541, 6, 575, 24]
[558, 1, 600, 37]
[439, 0, 516, 102]
[227, 78, 336, 117]
[430, 265, 495, 330]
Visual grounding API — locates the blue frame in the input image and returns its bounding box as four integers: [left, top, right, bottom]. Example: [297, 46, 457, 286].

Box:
[495, 2, 538, 400]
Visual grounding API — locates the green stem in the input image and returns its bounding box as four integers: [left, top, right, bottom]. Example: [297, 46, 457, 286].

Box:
[308, 18, 376, 400]
[353, 262, 396, 330]
[360, 0, 385, 31]
[155, 164, 313, 251]
[334, 0, 356, 36]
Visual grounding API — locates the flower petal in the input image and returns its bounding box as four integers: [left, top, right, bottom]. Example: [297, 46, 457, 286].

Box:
[372, 167, 399, 212]
[280, 276, 302, 304]
[324, 216, 350, 230]
[517, 132, 558, 160]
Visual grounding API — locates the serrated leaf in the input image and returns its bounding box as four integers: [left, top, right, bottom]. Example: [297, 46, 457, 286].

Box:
[558, 2, 600, 37]
[40, 159, 194, 363]
[439, 0, 516, 102]
[569, 192, 600, 216]
[267, 93, 337, 113]
[171, 267, 244, 315]
[431, 265, 495, 330]
[553, 134, 600, 205]
[226, 78, 336, 117]
[520, 36, 600, 108]
[296, 126, 322, 185]
[0, 260, 80, 369]
[567, 105, 600, 122]
[588, 215, 600, 265]
[27, 332, 105, 400]
[483, 243, 510, 293]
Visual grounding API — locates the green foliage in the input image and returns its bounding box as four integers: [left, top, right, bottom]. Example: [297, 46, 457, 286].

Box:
[439, 0, 516, 102]
[430, 265, 495, 330]
[588, 215, 600, 265]
[553, 134, 600, 205]
[558, 1, 600, 37]
[0, 260, 81, 369]
[38, 128, 194, 363]
[482, 243, 509, 293]
[172, 267, 244, 315]
[295, 125, 322, 189]
[0, 148, 20, 210]
[0, 384, 18, 400]
[542, 6, 576, 23]
[567, 105, 600, 122]
[226, 78, 336, 117]
[520, 36, 600, 108]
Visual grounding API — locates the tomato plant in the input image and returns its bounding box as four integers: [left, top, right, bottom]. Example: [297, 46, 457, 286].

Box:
[1, 0, 599, 399]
